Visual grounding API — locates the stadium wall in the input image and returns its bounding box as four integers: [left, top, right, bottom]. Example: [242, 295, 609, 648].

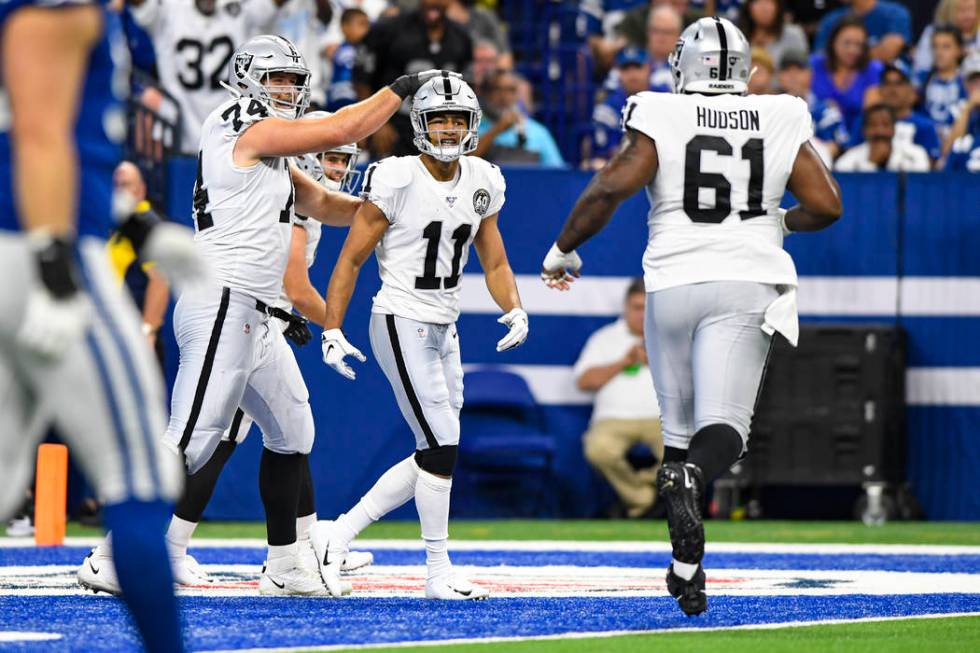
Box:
[163, 162, 980, 521]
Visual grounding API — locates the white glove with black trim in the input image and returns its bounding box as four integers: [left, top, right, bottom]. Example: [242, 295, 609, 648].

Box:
[496, 308, 529, 352]
[321, 328, 367, 380]
[541, 242, 582, 291]
[18, 233, 91, 360]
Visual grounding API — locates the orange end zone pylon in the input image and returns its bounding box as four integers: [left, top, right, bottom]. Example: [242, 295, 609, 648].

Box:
[34, 443, 68, 546]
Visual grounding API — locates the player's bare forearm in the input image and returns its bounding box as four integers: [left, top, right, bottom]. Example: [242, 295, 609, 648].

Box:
[241, 90, 402, 159]
[142, 268, 169, 330]
[555, 130, 658, 252]
[291, 165, 362, 226]
[4, 6, 101, 235]
[474, 215, 522, 312]
[291, 284, 327, 328]
[324, 202, 389, 328]
[284, 226, 326, 327]
[786, 142, 843, 231]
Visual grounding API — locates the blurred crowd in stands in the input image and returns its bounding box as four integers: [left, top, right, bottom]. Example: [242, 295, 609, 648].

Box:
[117, 0, 980, 175]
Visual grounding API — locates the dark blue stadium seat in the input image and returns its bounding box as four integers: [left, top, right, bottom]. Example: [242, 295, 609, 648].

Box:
[454, 368, 559, 517]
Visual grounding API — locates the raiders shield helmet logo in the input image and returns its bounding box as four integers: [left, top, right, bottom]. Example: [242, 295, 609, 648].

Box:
[235, 52, 254, 77]
[472, 189, 491, 217]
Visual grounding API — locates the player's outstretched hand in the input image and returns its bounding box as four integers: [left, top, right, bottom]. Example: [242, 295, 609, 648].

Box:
[541, 242, 582, 291]
[389, 69, 462, 99]
[496, 308, 529, 352]
[321, 328, 367, 380]
[18, 234, 90, 360]
[143, 222, 211, 293]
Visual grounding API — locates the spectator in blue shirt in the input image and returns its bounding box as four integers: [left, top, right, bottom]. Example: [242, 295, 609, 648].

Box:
[326, 8, 370, 112]
[591, 47, 652, 166]
[850, 63, 943, 165]
[917, 24, 968, 140]
[945, 53, 980, 169]
[811, 17, 883, 135]
[815, 0, 911, 63]
[475, 70, 566, 167]
[778, 50, 850, 161]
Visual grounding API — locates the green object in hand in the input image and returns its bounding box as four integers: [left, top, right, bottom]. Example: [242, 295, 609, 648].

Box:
[622, 364, 641, 376]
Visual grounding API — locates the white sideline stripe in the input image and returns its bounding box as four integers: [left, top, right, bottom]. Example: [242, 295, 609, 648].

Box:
[0, 632, 62, 642]
[202, 612, 980, 653]
[459, 274, 980, 317]
[5, 537, 979, 555]
[465, 363, 980, 407]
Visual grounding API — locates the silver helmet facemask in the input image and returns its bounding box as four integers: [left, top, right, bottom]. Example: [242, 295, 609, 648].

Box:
[669, 17, 752, 95]
[410, 75, 481, 162]
[300, 111, 361, 192]
[226, 35, 311, 119]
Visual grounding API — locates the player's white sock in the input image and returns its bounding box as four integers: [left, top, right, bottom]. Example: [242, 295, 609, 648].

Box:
[415, 469, 453, 581]
[267, 542, 298, 568]
[334, 455, 419, 546]
[165, 516, 198, 559]
[672, 559, 699, 581]
[296, 513, 316, 542]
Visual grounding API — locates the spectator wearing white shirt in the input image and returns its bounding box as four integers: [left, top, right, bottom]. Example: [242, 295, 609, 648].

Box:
[835, 104, 931, 171]
[574, 279, 664, 519]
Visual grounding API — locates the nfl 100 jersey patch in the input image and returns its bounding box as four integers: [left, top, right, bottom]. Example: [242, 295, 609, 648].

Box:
[363, 156, 505, 324]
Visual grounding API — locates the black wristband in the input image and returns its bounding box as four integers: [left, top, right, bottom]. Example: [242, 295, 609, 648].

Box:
[117, 212, 158, 256]
[32, 235, 81, 299]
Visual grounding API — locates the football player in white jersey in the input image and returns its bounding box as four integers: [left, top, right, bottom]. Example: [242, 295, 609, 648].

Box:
[312, 75, 529, 600]
[541, 17, 843, 616]
[130, 0, 285, 153]
[78, 34, 454, 596]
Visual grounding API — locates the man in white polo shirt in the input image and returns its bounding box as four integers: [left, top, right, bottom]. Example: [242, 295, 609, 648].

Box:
[574, 278, 663, 518]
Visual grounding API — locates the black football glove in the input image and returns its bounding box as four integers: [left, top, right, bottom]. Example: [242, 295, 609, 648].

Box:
[268, 307, 312, 347]
[389, 69, 461, 99]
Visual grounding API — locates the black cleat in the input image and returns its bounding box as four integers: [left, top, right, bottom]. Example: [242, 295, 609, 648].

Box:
[666, 563, 707, 616]
[656, 462, 706, 565]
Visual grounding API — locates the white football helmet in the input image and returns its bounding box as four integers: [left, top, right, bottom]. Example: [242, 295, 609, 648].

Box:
[297, 111, 361, 192]
[227, 35, 311, 119]
[410, 74, 481, 161]
[669, 17, 752, 95]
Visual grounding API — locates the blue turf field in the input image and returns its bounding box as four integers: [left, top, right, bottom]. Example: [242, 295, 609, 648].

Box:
[1, 540, 978, 652]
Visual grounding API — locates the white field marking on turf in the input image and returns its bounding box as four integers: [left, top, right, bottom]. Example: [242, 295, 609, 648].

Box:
[4, 537, 980, 556]
[200, 611, 980, 653]
[0, 632, 62, 642]
[3, 564, 978, 598]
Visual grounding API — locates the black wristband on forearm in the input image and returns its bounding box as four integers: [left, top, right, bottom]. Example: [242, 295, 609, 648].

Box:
[117, 212, 157, 255]
[32, 235, 80, 299]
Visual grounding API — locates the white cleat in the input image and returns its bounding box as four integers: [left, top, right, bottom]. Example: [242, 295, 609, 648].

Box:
[77, 547, 121, 595]
[425, 574, 490, 601]
[171, 553, 212, 587]
[341, 550, 374, 573]
[258, 556, 330, 596]
[309, 521, 354, 597]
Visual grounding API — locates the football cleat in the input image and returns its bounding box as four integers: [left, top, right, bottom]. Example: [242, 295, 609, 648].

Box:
[424, 574, 489, 600]
[341, 550, 374, 573]
[656, 462, 706, 566]
[258, 557, 331, 596]
[171, 553, 212, 587]
[309, 521, 354, 597]
[666, 563, 707, 616]
[77, 547, 121, 595]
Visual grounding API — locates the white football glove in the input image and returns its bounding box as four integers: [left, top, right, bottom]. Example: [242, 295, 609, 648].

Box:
[541, 242, 582, 291]
[18, 287, 90, 360]
[496, 308, 529, 352]
[142, 222, 211, 293]
[17, 233, 91, 360]
[778, 208, 792, 237]
[321, 328, 366, 380]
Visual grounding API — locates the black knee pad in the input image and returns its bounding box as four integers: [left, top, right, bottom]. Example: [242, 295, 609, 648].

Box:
[414, 445, 458, 477]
